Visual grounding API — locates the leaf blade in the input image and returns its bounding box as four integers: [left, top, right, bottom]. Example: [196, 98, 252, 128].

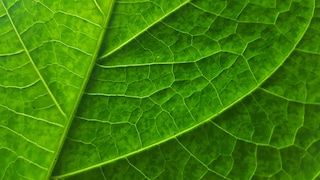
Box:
[0, 0, 114, 179]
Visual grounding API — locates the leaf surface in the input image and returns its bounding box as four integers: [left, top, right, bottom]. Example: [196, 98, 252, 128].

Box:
[0, 0, 113, 179]
[52, 0, 320, 179]
[1, 0, 320, 179]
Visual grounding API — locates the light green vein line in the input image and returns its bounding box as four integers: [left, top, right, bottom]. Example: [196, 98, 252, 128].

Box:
[0, 79, 40, 89]
[1, 147, 48, 171]
[29, 39, 93, 56]
[295, 48, 320, 55]
[313, 167, 320, 180]
[175, 138, 227, 179]
[1, 1, 68, 120]
[0, 104, 64, 128]
[93, 0, 105, 17]
[0, 125, 55, 153]
[97, 0, 191, 60]
[52, 0, 315, 178]
[40, 63, 84, 79]
[0, 61, 29, 71]
[96, 49, 243, 68]
[259, 87, 320, 105]
[126, 158, 150, 180]
[57, 10, 102, 28]
[0, 49, 24, 56]
[16, 156, 48, 170]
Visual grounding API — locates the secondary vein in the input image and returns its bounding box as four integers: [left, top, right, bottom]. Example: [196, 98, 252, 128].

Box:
[1, 1, 68, 120]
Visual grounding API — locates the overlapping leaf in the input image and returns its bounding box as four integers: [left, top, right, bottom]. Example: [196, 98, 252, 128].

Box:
[0, 0, 113, 179]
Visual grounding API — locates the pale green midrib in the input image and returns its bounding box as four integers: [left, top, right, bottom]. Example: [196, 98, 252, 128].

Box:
[1, 2, 68, 119]
[52, 1, 315, 178]
[48, 1, 116, 179]
[97, 0, 191, 60]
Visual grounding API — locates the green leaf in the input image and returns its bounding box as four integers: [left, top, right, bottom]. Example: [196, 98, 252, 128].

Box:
[0, 0, 114, 179]
[1, 0, 320, 179]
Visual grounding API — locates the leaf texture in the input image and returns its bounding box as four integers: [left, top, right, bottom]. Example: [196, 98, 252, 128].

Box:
[1, 0, 320, 179]
[52, 0, 320, 179]
[0, 0, 113, 179]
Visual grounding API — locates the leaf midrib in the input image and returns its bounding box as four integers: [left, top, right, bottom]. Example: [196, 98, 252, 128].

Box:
[49, 0, 116, 179]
